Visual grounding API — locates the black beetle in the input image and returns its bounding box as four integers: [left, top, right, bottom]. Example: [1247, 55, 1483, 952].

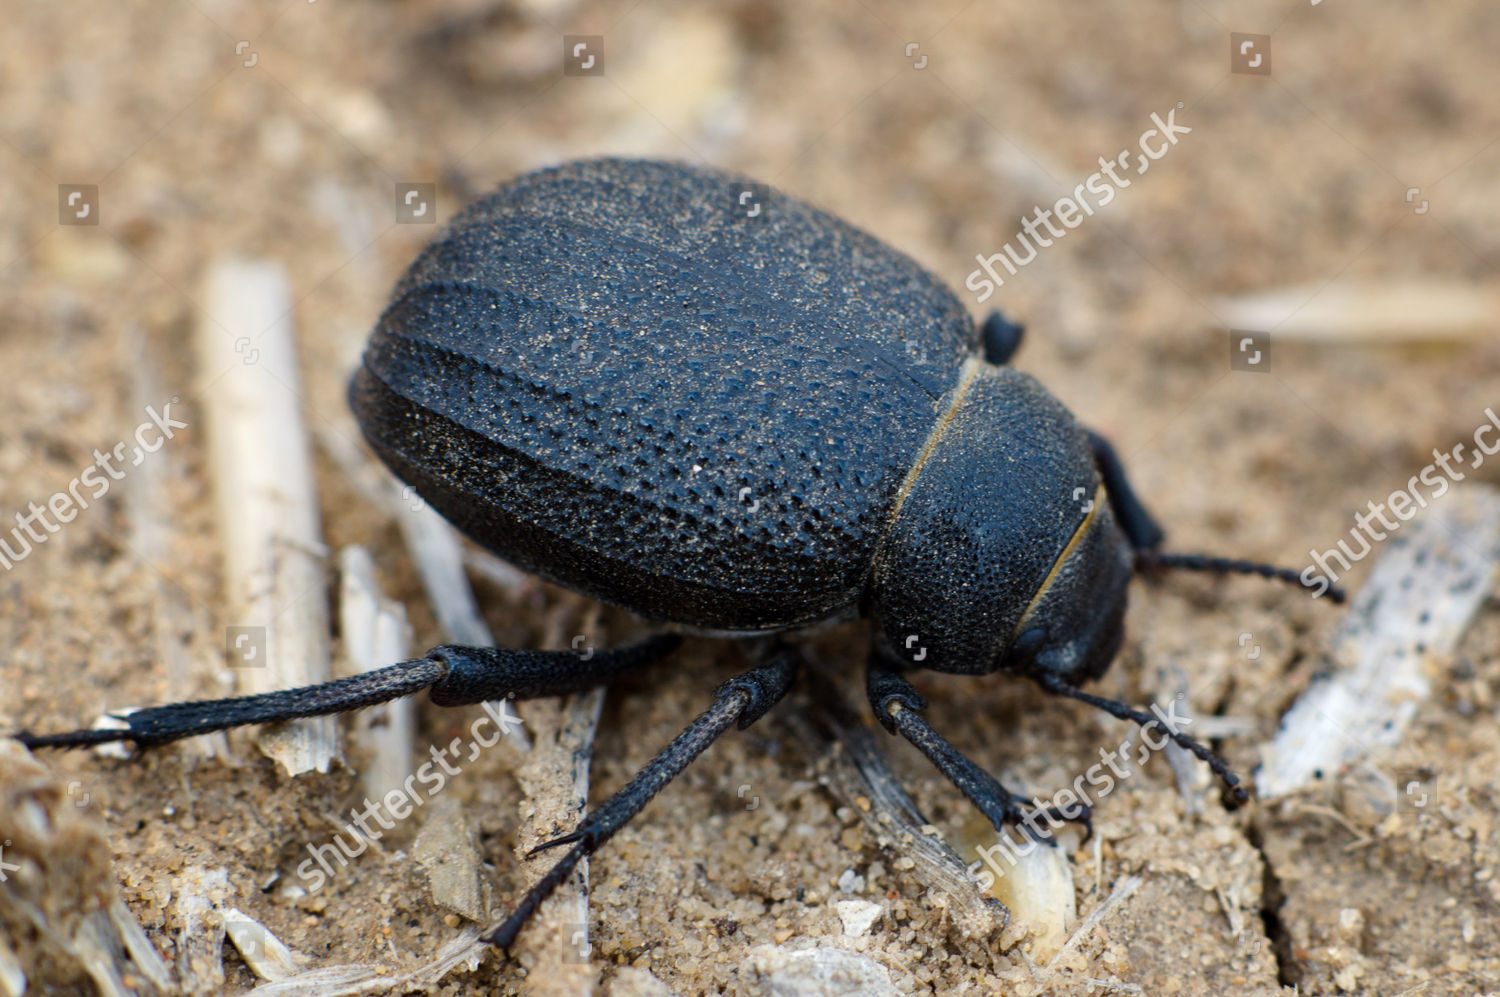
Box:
[17, 158, 1340, 952]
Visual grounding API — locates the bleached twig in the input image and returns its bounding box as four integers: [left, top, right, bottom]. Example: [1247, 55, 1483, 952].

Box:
[1257, 485, 1500, 798]
[1216, 279, 1498, 343]
[313, 420, 498, 652]
[414, 797, 491, 923]
[0, 741, 174, 996]
[171, 866, 230, 994]
[338, 546, 416, 803]
[461, 546, 530, 598]
[316, 420, 530, 752]
[242, 928, 487, 997]
[390, 486, 530, 753]
[393, 497, 495, 650]
[507, 686, 605, 993]
[124, 326, 223, 760]
[782, 681, 1012, 940]
[224, 908, 303, 982]
[198, 258, 338, 775]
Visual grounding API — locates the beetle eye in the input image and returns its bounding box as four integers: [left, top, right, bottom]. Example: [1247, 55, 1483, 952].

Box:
[1013, 626, 1047, 660]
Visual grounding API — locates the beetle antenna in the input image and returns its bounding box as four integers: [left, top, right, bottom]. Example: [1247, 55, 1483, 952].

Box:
[1035, 673, 1250, 808]
[1135, 550, 1346, 604]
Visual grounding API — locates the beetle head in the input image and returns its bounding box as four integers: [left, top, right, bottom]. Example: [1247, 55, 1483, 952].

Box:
[868, 362, 1339, 681]
[997, 486, 1135, 684]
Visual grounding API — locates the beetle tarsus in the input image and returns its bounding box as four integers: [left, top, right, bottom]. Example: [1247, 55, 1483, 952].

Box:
[13, 659, 445, 750]
[526, 829, 586, 856]
[12, 727, 140, 751]
[486, 648, 797, 951]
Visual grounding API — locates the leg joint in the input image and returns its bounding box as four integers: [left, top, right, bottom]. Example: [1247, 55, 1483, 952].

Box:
[866, 667, 927, 734]
[715, 650, 797, 730]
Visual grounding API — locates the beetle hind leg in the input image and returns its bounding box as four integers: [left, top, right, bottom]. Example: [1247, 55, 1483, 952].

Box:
[867, 664, 1092, 840]
[484, 646, 798, 951]
[14, 635, 682, 751]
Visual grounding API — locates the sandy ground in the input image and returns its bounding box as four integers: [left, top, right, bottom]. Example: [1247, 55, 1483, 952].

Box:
[3, 0, 1500, 994]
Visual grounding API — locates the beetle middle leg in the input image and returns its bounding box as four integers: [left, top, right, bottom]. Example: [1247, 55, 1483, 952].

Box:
[483, 644, 798, 949]
[867, 661, 1092, 839]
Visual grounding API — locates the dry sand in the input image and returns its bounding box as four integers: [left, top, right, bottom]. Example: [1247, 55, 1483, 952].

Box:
[3, 0, 1499, 993]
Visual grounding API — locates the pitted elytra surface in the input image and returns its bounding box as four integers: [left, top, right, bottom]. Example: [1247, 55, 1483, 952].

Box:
[354, 158, 986, 632]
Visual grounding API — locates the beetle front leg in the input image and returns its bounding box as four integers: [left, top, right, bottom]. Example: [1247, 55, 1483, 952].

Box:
[15, 635, 681, 751]
[484, 645, 797, 950]
[1085, 428, 1165, 551]
[866, 663, 1091, 840]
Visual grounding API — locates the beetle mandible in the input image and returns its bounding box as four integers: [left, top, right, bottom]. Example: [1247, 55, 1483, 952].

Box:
[18, 158, 1340, 951]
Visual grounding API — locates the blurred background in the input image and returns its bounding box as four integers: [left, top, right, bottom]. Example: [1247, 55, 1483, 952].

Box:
[3, 1, 1498, 994]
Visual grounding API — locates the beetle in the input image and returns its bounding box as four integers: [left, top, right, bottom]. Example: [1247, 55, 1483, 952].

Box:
[17, 158, 1340, 952]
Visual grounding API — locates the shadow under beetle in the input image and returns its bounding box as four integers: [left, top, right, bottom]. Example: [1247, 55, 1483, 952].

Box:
[18, 159, 1343, 952]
